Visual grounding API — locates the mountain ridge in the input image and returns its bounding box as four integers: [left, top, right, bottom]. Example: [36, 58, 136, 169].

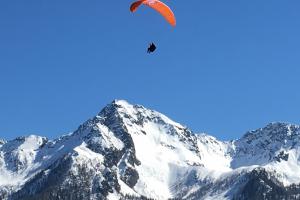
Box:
[1, 100, 300, 200]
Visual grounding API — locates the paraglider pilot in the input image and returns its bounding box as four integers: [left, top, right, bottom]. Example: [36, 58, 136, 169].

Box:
[147, 43, 156, 53]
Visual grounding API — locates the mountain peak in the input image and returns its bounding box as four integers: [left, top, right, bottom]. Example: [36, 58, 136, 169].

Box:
[98, 99, 184, 130]
[242, 122, 300, 142]
[1, 135, 47, 151]
[112, 99, 131, 107]
[265, 121, 299, 130]
[231, 122, 300, 169]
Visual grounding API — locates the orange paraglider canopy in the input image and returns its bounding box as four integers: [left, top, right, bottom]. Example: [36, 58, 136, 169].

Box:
[130, 0, 176, 26]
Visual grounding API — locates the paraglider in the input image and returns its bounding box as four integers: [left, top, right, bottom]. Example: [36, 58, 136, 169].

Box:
[130, 0, 176, 27]
[130, 0, 176, 53]
[147, 43, 156, 53]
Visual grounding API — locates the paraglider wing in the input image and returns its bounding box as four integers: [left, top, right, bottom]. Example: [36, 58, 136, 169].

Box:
[144, 0, 176, 26]
[130, 0, 176, 26]
[130, 0, 145, 12]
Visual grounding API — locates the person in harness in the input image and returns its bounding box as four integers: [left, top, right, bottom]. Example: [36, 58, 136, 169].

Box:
[147, 43, 156, 53]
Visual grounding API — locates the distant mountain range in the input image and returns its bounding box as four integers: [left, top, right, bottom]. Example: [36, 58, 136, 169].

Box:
[1, 100, 300, 200]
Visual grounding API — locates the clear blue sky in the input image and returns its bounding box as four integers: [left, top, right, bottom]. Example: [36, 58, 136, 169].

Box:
[1, 0, 300, 141]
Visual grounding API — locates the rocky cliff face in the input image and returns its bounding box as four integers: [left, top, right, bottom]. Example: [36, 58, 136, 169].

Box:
[1, 100, 300, 200]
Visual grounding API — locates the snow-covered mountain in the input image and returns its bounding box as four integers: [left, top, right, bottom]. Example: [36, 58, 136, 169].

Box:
[1, 100, 300, 200]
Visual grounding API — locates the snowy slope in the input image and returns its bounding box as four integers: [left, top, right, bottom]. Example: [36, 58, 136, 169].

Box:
[232, 123, 300, 186]
[1, 100, 300, 200]
[110, 100, 202, 199]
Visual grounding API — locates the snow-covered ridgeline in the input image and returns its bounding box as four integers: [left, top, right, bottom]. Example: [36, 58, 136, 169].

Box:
[1, 100, 300, 200]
